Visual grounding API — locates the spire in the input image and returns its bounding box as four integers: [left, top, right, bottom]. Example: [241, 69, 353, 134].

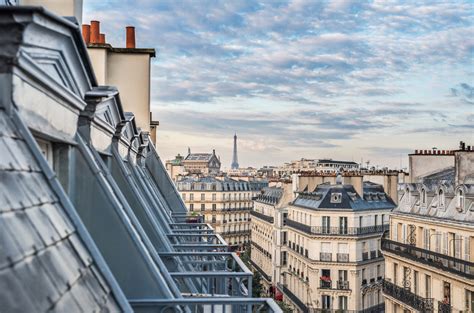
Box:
[231, 133, 239, 169]
[187, 147, 191, 155]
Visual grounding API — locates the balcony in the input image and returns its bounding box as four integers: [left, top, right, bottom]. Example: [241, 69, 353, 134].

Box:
[362, 252, 369, 261]
[277, 283, 309, 313]
[312, 303, 384, 313]
[286, 219, 389, 236]
[250, 210, 274, 223]
[381, 239, 474, 279]
[249, 258, 272, 282]
[337, 280, 350, 290]
[438, 301, 452, 313]
[130, 298, 282, 312]
[337, 253, 349, 262]
[370, 250, 377, 259]
[382, 279, 433, 312]
[320, 252, 332, 262]
[320, 279, 332, 289]
[221, 229, 251, 236]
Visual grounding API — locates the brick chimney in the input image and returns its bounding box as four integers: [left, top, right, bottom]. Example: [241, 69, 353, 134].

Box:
[99, 33, 106, 44]
[82, 24, 90, 44]
[126, 26, 135, 48]
[90, 20, 100, 44]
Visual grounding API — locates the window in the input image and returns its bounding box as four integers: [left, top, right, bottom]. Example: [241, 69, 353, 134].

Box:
[457, 189, 465, 210]
[200, 204, 205, 211]
[374, 215, 378, 227]
[322, 216, 331, 233]
[182, 193, 186, 200]
[212, 215, 216, 224]
[201, 193, 205, 201]
[212, 193, 216, 201]
[339, 217, 348, 234]
[190, 194, 194, 201]
[338, 296, 348, 310]
[189, 204, 194, 211]
[425, 275, 431, 298]
[413, 270, 419, 294]
[421, 188, 426, 205]
[212, 204, 216, 211]
[439, 189, 445, 207]
[393, 263, 398, 285]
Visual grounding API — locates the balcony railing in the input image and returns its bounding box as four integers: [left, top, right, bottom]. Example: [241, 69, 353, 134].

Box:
[362, 252, 369, 261]
[130, 298, 283, 313]
[250, 210, 274, 223]
[370, 250, 377, 259]
[277, 283, 309, 313]
[320, 280, 332, 289]
[382, 279, 433, 312]
[381, 239, 474, 279]
[286, 219, 389, 236]
[337, 253, 349, 262]
[312, 303, 384, 313]
[221, 229, 251, 236]
[249, 259, 272, 282]
[337, 280, 350, 290]
[438, 301, 452, 313]
[320, 252, 332, 262]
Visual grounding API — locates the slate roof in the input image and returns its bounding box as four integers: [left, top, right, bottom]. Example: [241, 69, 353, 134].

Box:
[0, 110, 123, 312]
[317, 159, 359, 165]
[292, 182, 396, 211]
[255, 187, 284, 205]
[184, 153, 213, 162]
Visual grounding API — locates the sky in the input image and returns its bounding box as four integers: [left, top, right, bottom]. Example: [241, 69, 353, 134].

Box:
[83, 0, 474, 170]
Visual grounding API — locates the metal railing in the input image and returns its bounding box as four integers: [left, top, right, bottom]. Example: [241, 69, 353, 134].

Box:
[320, 280, 332, 289]
[311, 303, 384, 313]
[320, 252, 332, 262]
[337, 253, 349, 262]
[381, 239, 474, 279]
[159, 252, 252, 297]
[337, 280, 350, 290]
[221, 229, 251, 236]
[362, 252, 369, 261]
[251, 242, 271, 258]
[250, 210, 274, 223]
[382, 279, 433, 312]
[438, 301, 452, 313]
[287, 219, 389, 236]
[130, 298, 283, 313]
[249, 259, 272, 282]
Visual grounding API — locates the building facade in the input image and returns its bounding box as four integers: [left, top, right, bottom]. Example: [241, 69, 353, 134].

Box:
[382, 146, 474, 313]
[177, 176, 268, 251]
[281, 179, 394, 312]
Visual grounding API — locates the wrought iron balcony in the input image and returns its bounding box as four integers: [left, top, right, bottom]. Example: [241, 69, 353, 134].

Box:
[382, 279, 433, 312]
[337, 253, 349, 262]
[438, 301, 452, 313]
[221, 229, 251, 236]
[286, 219, 389, 236]
[249, 258, 272, 282]
[381, 239, 474, 279]
[337, 280, 350, 290]
[320, 252, 332, 262]
[250, 210, 274, 223]
[277, 283, 309, 313]
[251, 241, 272, 258]
[311, 303, 384, 313]
[130, 298, 283, 312]
[320, 280, 332, 289]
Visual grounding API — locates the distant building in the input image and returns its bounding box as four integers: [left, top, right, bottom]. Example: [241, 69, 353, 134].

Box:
[182, 148, 221, 175]
[382, 142, 474, 313]
[316, 159, 360, 173]
[165, 153, 186, 181]
[177, 176, 268, 251]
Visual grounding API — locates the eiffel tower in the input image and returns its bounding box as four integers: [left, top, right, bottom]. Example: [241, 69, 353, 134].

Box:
[231, 133, 239, 169]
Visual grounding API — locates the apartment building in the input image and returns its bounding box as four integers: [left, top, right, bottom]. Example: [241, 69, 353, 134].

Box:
[281, 178, 395, 312]
[250, 184, 293, 295]
[382, 145, 474, 313]
[177, 176, 268, 251]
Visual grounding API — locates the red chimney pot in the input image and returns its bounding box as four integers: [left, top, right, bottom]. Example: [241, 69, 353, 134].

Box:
[82, 24, 90, 44]
[99, 33, 106, 44]
[90, 20, 100, 44]
[126, 26, 136, 48]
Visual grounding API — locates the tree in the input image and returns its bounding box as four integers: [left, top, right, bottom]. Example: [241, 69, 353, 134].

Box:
[252, 270, 264, 298]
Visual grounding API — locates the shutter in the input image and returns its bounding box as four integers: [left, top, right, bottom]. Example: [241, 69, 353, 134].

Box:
[393, 223, 398, 241]
[443, 233, 448, 255]
[423, 229, 429, 249]
[402, 224, 407, 244]
[465, 236, 471, 261]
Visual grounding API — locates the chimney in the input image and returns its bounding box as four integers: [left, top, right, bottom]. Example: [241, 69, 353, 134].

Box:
[90, 20, 100, 44]
[82, 24, 90, 44]
[126, 26, 135, 48]
[99, 33, 106, 44]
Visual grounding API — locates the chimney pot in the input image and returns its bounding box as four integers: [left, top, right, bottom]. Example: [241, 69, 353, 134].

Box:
[90, 20, 100, 44]
[82, 24, 90, 44]
[99, 33, 106, 44]
[415, 150, 418, 154]
[126, 26, 136, 48]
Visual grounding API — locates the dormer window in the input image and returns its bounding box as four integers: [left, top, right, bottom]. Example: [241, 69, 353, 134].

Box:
[438, 189, 445, 208]
[331, 193, 342, 203]
[457, 189, 465, 211]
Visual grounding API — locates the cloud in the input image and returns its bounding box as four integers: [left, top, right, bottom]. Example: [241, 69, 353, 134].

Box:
[450, 83, 474, 104]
